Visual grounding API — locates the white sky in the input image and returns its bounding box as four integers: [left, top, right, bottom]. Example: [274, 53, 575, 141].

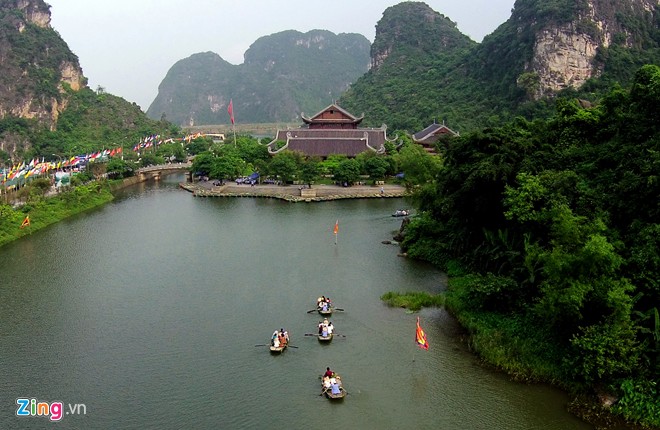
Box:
[46, 0, 515, 111]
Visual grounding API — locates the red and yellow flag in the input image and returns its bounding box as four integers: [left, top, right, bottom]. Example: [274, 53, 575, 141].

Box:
[333, 220, 339, 235]
[20, 215, 30, 229]
[415, 317, 429, 350]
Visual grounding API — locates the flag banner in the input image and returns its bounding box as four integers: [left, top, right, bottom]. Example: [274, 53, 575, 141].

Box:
[333, 220, 339, 235]
[20, 215, 30, 229]
[416, 317, 429, 350]
[228, 99, 235, 125]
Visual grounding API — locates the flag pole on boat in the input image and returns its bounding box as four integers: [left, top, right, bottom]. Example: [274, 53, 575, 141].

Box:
[333, 219, 339, 245]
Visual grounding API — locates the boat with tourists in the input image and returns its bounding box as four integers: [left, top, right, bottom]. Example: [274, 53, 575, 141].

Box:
[317, 319, 334, 342]
[269, 328, 289, 353]
[320, 369, 346, 400]
[392, 209, 410, 217]
[314, 295, 335, 315]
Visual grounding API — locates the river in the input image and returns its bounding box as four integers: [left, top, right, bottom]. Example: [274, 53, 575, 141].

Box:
[0, 174, 592, 429]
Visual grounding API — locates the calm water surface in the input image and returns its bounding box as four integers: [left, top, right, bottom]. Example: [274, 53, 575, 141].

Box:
[0, 175, 592, 429]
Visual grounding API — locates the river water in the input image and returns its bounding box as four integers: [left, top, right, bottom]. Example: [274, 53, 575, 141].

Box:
[0, 174, 592, 429]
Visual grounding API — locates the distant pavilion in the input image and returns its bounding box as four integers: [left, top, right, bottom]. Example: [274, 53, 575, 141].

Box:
[412, 122, 459, 154]
[266, 104, 396, 158]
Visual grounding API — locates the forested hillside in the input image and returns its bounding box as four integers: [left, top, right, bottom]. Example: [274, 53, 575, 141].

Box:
[402, 64, 660, 428]
[0, 0, 177, 165]
[341, 0, 660, 133]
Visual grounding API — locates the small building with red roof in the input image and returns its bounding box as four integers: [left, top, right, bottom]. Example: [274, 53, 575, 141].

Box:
[412, 122, 459, 154]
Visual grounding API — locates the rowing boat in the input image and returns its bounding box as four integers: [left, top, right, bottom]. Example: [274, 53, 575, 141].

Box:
[320, 374, 346, 400]
[318, 332, 333, 342]
[270, 344, 286, 353]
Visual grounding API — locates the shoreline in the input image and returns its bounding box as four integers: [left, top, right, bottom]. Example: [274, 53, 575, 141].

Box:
[179, 182, 409, 202]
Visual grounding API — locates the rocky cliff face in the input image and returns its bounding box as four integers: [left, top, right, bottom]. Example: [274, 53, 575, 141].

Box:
[0, 0, 86, 128]
[524, 0, 658, 98]
[148, 30, 370, 125]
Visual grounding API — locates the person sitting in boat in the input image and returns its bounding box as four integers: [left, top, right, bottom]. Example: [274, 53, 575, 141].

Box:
[321, 300, 329, 311]
[317, 296, 326, 307]
[327, 321, 334, 335]
[323, 375, 331, 389]
[324, 367, 333, 378]
[271, 330, 279, 346]
[280, 328, 289, 342]
[321, 325, 328, 337]
[330, 381, 341, 395]
[273, 337, 280, 348]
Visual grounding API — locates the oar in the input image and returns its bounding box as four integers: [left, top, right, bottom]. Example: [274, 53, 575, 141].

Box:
[304, 333, 320, 336]
[287, 345, 299, 349]
[306, 309, 318, 313]
[254, 344, 269, 347]
[334, 308, 345, 311]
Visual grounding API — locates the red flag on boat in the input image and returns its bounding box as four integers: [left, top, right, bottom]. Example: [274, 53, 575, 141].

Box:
[415, 317, 429, 350]
[227, 99, 235, 125]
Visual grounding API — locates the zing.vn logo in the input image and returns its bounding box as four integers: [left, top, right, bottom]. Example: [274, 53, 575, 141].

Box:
[16, 398, 87, 422]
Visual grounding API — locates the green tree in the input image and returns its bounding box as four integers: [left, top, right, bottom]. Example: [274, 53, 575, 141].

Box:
[363, 156, 390, 182]
[106, 158, 135, 179]
[333, 159, 361, 185]
[269, 151, 302, 184]
[300, 156, 321, 187]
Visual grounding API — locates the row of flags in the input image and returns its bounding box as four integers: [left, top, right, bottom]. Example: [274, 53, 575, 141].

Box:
[131, 131, 227, 152]
[1, 148, 124, 184]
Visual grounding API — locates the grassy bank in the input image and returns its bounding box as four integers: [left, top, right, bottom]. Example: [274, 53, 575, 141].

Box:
[382, 275, 656, 429]
[0, 182, 114, 247]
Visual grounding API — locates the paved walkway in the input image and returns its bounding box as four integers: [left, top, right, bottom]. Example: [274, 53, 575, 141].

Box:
[180, 181, 408, 202]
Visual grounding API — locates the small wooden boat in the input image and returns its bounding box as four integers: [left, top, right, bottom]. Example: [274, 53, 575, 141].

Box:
[318, 332, 333, 342]
[320, 374, 346, 400]
[269, 330, 289, 353]
[392, 209, 410, 217]
[317, 305, 333, 316]
[269, 343, 287, 353]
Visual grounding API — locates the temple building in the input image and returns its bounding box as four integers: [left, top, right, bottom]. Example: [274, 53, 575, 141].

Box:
[412, 122, 459, 154]
[266, 104, 396, 158]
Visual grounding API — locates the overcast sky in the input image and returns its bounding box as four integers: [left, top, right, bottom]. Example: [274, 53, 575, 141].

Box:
[46, 0, 515, 111]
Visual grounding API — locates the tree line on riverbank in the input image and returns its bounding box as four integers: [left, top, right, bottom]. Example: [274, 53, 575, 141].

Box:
[393, 65, 660, 428]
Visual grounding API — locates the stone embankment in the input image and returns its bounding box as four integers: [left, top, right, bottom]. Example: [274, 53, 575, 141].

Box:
[179, 182, 408, 202]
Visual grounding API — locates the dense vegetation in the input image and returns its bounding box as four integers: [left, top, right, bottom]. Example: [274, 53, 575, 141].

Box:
[341, 0, 660, 134]
[400, 65, 660, 428]
[147, 30, 371, 125]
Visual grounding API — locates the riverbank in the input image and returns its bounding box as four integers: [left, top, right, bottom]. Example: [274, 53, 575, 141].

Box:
[0, 182, 114, 247]
[179, 181, 408, 202]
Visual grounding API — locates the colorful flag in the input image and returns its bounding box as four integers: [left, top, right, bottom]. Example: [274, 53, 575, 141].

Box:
[20, 215, 30, 229]
[333, 220, 339, 235]
[227, 99, 235, 125]
[415, 317, 429, 350]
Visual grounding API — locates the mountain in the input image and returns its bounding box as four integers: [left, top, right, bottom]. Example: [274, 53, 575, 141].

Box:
[0, 0, 176, 163]
[339, 0, 660, 132]
[146, 30, 371, 126]
[0, 0, 85, 127]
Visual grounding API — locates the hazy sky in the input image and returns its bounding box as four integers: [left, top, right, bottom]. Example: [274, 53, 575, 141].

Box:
[46, 0, 515, 111]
